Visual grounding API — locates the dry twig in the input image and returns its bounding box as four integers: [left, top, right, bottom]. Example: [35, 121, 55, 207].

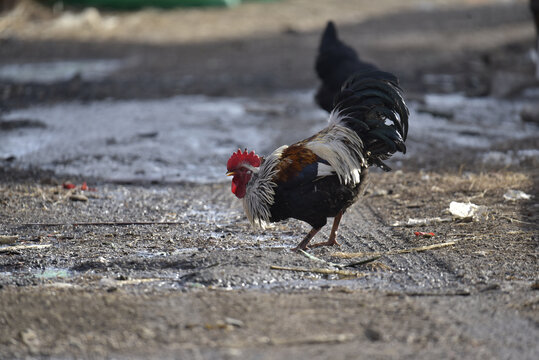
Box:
[332, 241, 457, 259]
[13, 221, 184, 227]
[501, 216, 536, 226]
[0, 244, 52, 252]
[270, 265, 364, 278]
[298, 249, 381, 269]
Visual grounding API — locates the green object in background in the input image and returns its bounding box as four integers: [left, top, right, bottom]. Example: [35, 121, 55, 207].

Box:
[44, 0, 275, 10]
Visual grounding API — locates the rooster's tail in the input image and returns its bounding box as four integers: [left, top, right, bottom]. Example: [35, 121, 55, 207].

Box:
[330, 70, 409, 171]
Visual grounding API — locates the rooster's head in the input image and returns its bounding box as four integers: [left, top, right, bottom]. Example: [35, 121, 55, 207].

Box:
[226, 149, 261, 199]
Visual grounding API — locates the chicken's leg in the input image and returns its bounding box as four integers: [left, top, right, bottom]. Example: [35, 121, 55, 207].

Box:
[294, 227, 322, 251]
[309, 211, 343, 249]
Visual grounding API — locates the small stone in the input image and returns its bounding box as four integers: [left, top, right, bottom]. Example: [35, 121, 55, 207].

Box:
[224, 317, 244, 327]
[364, 327, 382, 342]
[69, 194, 88, 202]
[371, 188, 389, 196]
[0, 235, 17, 245]
[20, 328, 40, 352]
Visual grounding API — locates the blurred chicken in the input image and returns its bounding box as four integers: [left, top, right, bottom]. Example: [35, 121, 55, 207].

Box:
[531, 0, 539, 78]
[315, 21, 384, 112]
[227, 69, 408, 250]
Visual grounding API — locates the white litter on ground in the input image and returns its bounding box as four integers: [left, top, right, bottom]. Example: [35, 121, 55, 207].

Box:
[449, 201, 487, 221]
[503, 189, 532, 201]
[391, 217, 451, 227]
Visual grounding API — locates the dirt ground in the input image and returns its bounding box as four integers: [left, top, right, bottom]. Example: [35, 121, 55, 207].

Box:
[1, 0, 538, 359]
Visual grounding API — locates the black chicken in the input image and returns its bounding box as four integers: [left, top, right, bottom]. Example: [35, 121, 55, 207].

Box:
[315, 21, 383, 112]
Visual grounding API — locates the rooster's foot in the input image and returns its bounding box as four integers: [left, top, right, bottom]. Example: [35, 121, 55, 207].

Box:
[307, 238, 341, 249]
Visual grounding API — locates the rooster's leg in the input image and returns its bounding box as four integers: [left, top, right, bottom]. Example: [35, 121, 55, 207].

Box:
[294, 227, 322, 251]
[309, 211, 343, 249]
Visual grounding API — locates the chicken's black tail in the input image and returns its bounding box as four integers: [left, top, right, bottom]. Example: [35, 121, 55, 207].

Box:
[332, 69, 409, 171]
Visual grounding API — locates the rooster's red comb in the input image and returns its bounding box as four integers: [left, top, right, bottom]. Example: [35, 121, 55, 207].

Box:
[227, 148, 261, 171]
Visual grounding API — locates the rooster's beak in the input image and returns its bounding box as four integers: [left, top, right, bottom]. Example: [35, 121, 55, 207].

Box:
[226, 171, 235, 177]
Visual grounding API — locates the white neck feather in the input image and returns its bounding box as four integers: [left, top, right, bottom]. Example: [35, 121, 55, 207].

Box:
[242, 145, 288, 228]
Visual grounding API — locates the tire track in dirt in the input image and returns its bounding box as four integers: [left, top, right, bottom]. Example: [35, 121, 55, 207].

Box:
[340, 201, 464, 292]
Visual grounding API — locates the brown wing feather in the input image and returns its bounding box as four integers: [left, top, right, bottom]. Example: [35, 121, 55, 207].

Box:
[273, 145, 318, 183]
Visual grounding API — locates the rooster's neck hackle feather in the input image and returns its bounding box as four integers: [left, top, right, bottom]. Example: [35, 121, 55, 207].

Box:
[243, 145, 287, 228]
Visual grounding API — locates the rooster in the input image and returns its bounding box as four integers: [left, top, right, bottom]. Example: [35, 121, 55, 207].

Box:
[226, 69, 409, 250]
[315, 21, 382, 112]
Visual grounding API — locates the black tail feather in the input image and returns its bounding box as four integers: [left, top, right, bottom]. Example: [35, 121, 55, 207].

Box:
[333, 70, 409, 169]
